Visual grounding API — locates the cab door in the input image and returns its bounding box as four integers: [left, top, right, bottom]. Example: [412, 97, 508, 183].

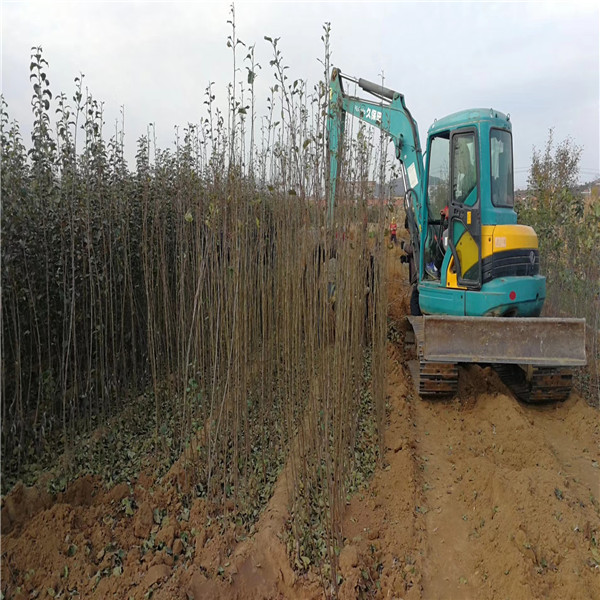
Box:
[448, 129, 482, 288]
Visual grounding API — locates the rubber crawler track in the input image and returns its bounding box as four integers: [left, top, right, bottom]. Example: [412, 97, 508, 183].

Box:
[418, 361, 459, 398]
[493, 364, 574, 403]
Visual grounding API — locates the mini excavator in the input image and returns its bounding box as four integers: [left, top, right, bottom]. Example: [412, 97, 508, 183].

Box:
[327, 67, 586, 401]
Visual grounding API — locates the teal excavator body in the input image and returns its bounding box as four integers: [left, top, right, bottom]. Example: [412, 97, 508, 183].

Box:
[327, 67, 586, 401]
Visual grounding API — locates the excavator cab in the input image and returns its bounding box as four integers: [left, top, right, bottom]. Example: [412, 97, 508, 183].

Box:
[418, 110, 541, 315]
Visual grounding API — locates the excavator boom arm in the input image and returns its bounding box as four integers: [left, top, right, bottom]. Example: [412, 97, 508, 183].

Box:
[328, 68, 426, 248]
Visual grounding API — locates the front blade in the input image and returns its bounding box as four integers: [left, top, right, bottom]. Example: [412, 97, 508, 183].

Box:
[408, 315, 586, 366]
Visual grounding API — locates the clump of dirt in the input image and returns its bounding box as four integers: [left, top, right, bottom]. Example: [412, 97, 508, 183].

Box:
[1, 478, 54, 535]
[455, 364, 509, 410]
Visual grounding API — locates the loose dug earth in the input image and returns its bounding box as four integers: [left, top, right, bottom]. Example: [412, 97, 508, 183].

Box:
[2, 248, 599, 599]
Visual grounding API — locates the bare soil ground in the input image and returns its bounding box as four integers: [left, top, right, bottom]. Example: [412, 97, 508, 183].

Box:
[2, 247, 599, 599]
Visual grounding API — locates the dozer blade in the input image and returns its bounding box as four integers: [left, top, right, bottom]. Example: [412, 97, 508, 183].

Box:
[407, 315, 586, 367]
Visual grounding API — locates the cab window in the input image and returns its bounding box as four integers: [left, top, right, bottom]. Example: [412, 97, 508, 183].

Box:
[490, 129, 514, 207]
[426, 133, 450, 217]
[452, 133, 477, 205]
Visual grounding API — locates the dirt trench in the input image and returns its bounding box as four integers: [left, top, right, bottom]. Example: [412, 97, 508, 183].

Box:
[2, 248, 599, 600]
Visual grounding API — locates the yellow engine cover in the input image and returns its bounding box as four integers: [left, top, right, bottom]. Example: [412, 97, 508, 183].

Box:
[445, 224, 539, 288]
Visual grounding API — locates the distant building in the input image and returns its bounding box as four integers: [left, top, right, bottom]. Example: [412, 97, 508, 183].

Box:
[582, 182, 600, 214]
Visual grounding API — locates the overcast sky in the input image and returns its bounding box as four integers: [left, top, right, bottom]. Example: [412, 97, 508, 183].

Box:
[2, 0, 599, 188]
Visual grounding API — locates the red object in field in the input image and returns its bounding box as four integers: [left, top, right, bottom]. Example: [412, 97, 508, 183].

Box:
[509, 291, 516, 300]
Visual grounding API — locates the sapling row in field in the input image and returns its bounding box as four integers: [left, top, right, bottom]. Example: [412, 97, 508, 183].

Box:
[1, 18, 392, 591]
